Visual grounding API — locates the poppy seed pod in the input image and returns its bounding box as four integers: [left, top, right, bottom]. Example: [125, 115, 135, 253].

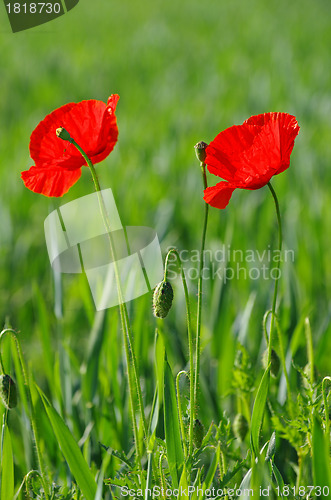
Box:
[193, 419, 204, 448]
[153, 281, 174, 319]
[194, 141, 208, 163]
[262, 349, 280, 378]
[233, 413, 248, 442]
[0, 374, 17, 410]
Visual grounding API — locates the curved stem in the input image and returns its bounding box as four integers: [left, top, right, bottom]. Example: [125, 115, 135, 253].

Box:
[68, 137, 147, 464]
[164, 248, 194, 455]
[267, 182, 283, 366]
[0, 329, 49, 499]
[194, 161, 209, 418]
[176, 370, 189, 458]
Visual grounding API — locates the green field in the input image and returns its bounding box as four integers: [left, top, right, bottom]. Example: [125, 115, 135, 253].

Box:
[1, 0, 331, 498]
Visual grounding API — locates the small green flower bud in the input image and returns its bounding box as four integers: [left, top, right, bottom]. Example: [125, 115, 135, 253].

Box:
[194, 141, 208, 163]
[193, 419, 204, 448]
[233, 413, 248, 442]
[56, 127, 72, 142]
[262, 349, 280, 378]
[153, 281, 174, 319]
[0, 374, 17, 410]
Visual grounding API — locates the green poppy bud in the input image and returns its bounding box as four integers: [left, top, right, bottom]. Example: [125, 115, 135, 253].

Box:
[56, 127, 72, 142]
[193, 419, 204, 448]
[194, 141, 208, 163]
[153, 281, 174, 319]
[0, 374, 17, 410]
[233, 413, 248, 442]
[262, 349, 280, 378]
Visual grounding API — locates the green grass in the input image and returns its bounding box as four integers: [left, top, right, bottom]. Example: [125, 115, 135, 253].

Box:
[0, 0, 331, 498]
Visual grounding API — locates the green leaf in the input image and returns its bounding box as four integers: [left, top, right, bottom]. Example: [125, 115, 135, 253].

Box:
[265, 432, 276, 462]
[201, 444, 220, 497]
[37, 386, 97, 500]
[163, 358, 184, 488]
[271, 461, 285, 490]
[178, 465, 189, 500]
[1, 424, 14, 500]
[144, 451, 153, 500]
[250, 364, 270, 456]
[312, 414, 331, 488]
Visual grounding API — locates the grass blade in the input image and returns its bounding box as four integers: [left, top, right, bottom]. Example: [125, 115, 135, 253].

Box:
[178, 464, 189, 499]
[1, 423, 14, 500]
[250, 364, 270, 456]
[201, 444, 220, 496]
[163, 358, 184, 488]
[37, 386, 97, 500]
[312, 415, 331, 488]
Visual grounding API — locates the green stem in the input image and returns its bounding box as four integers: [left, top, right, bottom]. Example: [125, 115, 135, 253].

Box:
[0, 329, 50, 499]
[322, 377, 331, 439]
[176, 370, 188, 458]
[194, 160, 209, 418]
[164, 248, 194, 455]
[304, 317, 314, 386]
[266, 182, 283, 366]
[68, 137, 147, 463]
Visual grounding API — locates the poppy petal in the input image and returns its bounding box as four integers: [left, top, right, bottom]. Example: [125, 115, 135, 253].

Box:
[205, 112, 300, 194]
[21, 165, 82, 197]
[29, 95, 119, 169]
[203, 182, 236, 209]
[243, 112, 300, 178]
[206, 124, 257, 184]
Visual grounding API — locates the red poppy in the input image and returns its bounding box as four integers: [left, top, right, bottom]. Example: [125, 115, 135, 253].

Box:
[21, 94, 120, 197]
[203, 112, 300, 209]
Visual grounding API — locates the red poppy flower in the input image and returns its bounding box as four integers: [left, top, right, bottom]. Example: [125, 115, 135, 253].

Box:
[21, 94, 120, 197]
[203, 112, 300, 209]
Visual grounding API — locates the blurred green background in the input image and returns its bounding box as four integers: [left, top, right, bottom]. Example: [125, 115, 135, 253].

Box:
[0, 0, 331, 482]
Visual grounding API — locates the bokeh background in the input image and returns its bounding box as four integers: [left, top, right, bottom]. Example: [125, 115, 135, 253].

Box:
[0, 0, 331, 488]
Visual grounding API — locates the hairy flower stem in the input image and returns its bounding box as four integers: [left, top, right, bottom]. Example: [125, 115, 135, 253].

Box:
[176, 371, 188, 458]
[164, 249, 194, 455]
[0, 329, 50, 499]
[194, 159, 209, 418]
[267, 182, 283, 366]
[68, 137, 147, 464]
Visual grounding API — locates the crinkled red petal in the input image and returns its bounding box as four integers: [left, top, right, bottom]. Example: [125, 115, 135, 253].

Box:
[203, 182, 236, 209]
[21, 165, 82, 197]
[29, 95, 119, 169]
[206, 112, 300, 190]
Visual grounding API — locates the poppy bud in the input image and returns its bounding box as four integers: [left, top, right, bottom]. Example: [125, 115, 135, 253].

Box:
[262, 349, 280, 378]
[194, 141, 208, 163]
[193, 419, 204, 448]
[153, 281, 174, 319]
[0, 374, 17, 410]
[56, 127, 72, 142]
[233, 413, 248, 442]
